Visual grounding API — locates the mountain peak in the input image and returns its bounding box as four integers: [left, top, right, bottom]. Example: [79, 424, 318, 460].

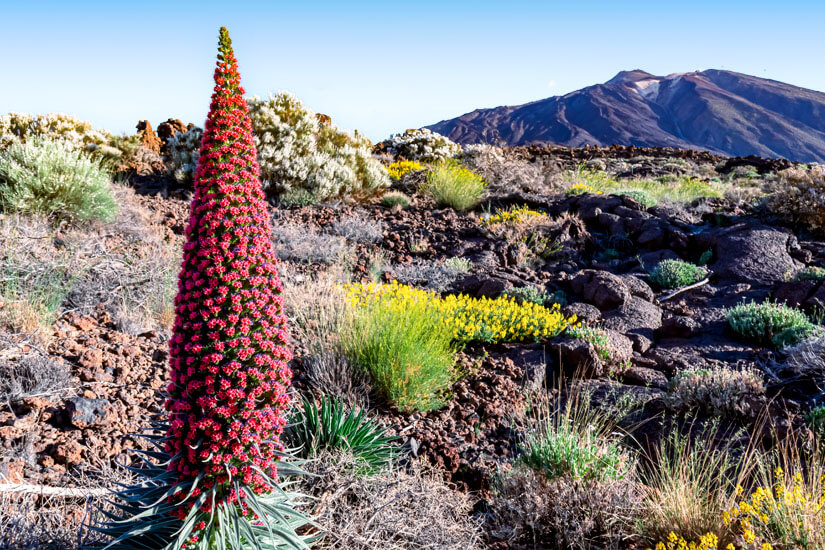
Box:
[606, 69, 656, 85]
[426, 69, 825, 163]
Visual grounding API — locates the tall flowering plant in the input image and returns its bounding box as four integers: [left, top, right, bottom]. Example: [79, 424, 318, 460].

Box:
[90, 27, 313, 550]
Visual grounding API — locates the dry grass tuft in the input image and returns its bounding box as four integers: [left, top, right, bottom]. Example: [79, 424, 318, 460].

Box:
[298, 452, 483, 549]
[283, 267, 370, 404]
[0, 462, 134, 550]
[271, 218, 351, 264]
[487, 464, 640, 549]
[0, 351, 72, 405]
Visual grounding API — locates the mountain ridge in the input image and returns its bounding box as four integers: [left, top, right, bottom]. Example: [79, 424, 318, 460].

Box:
[426, 70, 825, 163]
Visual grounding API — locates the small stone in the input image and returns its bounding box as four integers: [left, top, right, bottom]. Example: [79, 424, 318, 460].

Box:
[65, 397, 112, 429]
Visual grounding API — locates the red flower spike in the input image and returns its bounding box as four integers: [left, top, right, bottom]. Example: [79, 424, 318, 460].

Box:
[164, 26, 292, 522]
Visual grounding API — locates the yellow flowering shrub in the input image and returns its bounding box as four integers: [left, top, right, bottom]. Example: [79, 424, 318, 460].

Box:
[566, 182, 601, 195]
[650, 531, 723, 550]
[723, 467, 824, 549]
[649, 531, 773, 550]
[345, 281, 575, 344]
[387, 160, 425, 180]
[480, 205, 546, 227]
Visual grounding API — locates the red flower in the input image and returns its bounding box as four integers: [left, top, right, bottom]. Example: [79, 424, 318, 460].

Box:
[163, 26, 292, 534]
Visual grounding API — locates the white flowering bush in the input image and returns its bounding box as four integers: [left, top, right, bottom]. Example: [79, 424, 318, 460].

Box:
[768, 165, 825, 231]
[382, 128, 462, 163]
[163, 126, 203, 183]
[0, 113, 110, 152]
[247, 92, 389, 201]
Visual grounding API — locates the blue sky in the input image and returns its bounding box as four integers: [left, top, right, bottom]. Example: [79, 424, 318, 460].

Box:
[3, 0, 824, 141]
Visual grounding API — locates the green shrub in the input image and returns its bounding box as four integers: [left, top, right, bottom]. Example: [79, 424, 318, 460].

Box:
[726, 300, 812, 347]
[285, 394, 397, 474]
[772, 323, 824, 349]
[616, 189, 657, 206]
[341, 287, 458, 412]
[443, 256, 472, 273]
[421, 161, 486, 211]
[649, 259, 706, 289]
[519, 394, 628, 482]
[504, 285, 551, 306]
[278, 187, 319, 208]
[381, 191, 411, 208]
[806, 406, 825, 437]
[793, 266, 825, 282]
[0, 138, 117, 222]
[698, 249, 713, 266]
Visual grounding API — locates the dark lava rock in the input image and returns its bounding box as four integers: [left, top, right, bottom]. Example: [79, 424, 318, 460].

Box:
[620, 274, 655, 302]
[64, 397, 112, 429]
[602, 296, 663, 333]
[605, 330, 634, 365]
[659, 314, 702, 338]
[570, 270, 632, 310]
[564, 302, 602, 324]
[500, 345, 548, 392]
[709, 224, 801, 285]
[620, 366, 669, 390]
[549, 337, 604, 378]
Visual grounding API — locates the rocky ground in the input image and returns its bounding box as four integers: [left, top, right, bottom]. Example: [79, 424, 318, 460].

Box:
[1, 144, 824, 547]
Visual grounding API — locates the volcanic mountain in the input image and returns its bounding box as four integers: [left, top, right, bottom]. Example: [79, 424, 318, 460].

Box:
[426, 70, 825, 162]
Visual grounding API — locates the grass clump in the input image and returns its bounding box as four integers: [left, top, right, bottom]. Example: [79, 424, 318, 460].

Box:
[380, 191, 411, 208]
[649, 259, 707, 289]
[726, 300, 814, 347]
[0, 137, 117, 222]
[421, 161, 486, 211]
[518, 399, 629, 482]
[341, 283, 458, 412]
[564, 166, 725, 204]
[285, 395, 397, 474]
[639, 429, 744, 547]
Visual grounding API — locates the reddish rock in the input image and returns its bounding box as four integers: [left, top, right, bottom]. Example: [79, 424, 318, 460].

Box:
[52, 440, 84, 466]
[157, 118, 188, 142]
[136, 120, 162, 154]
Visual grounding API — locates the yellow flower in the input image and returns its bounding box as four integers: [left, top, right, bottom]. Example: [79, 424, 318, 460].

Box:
[387, 160, 425, 180]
